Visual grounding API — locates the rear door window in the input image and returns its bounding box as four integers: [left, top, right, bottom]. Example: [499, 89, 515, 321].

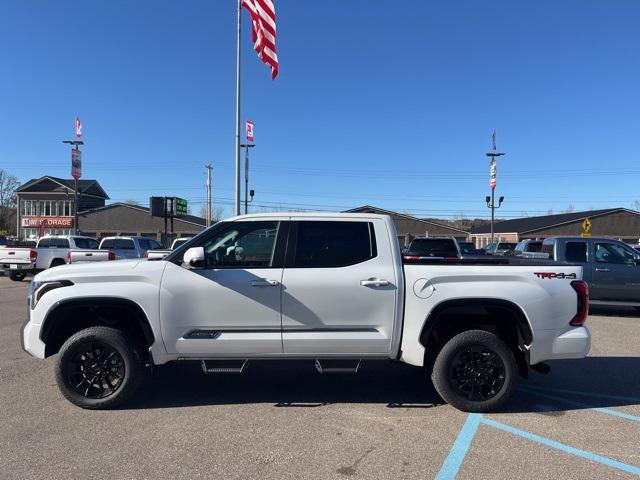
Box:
[38, 238, 51, 248]
[55, 238, 70, 248]
[565, 242, 587, 263]
[289, 221, 376, 268]
[74, 238, 99, 249]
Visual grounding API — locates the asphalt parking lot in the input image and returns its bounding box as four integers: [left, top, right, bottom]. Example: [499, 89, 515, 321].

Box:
[1, 275, 639, 480]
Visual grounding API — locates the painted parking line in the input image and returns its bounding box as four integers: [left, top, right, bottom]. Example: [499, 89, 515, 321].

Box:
[520, 386, 640, 423]
[434, 413, 482, 480]
[481, 417, 640, 476]
[524, 384, 640, 404]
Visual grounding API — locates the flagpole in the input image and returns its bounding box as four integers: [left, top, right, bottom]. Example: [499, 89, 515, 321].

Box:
[235, 0, 242, 216]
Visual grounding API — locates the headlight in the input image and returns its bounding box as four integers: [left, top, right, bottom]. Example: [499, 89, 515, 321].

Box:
[30, 280, 73, 309]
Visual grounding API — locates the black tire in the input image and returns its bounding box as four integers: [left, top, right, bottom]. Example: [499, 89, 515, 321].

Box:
[431, 330, 517, 413]
[54, 326, 147, 409]
[9, 271, 27, 282]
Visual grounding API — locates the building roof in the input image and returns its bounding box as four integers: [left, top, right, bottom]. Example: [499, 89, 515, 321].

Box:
[79, 202, 207, 227]
[470, 208, 638, 235]
[17, 176, 109, 199]
[344, 205, 469, 234]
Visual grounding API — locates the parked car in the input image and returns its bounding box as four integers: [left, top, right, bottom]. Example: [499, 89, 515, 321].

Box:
[458, 241, 486, 256]
[1, 235, 100, 281]
[0, 235, 7, 247]
[403, 236, 461, 260]
[98, 236, 164, 259]
[509, 239, 549, 259]
[538, 236, 640, 310]
[146, 237, 194, 260]
[485, 242, 517, 256]
[22, 212, 590, 412]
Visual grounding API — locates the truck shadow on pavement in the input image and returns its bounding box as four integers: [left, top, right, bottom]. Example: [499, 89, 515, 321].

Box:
[124, 356, 640, 415]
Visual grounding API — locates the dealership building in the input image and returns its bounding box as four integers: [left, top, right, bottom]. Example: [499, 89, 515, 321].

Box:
[16, 176, 205, 242]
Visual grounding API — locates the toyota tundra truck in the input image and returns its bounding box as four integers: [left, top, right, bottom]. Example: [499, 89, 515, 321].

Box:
[21, 213, 591, 412]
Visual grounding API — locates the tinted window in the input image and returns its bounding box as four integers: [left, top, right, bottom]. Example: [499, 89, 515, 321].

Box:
[100, 239, 115, 249]
[55, 238, 70, 248]
[137, 239, 151, 251]
[203, 221, 278, 268]
[115, 239, 135, 250]
[565, 242, 587, 263]
[408, 238, 458, 257]
[542, 239, 555, 257]
[38, 238, 51, 248]
[74, 238, 99, 249]
[150, 239, 164, 249]
[292, 221, 376, 268]
[526, 241, 542, 252]
[173, 238, 188, 249]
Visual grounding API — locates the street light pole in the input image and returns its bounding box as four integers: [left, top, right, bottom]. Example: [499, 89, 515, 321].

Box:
[63, 140, 84, 235]
[486, 141, 505, 250]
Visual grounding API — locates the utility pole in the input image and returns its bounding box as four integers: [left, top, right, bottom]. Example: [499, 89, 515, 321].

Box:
[485, 131, 505, 250]
[239, 143, 255, 214]
[205, 164, 213, 226]
[234, 0, 242, 216]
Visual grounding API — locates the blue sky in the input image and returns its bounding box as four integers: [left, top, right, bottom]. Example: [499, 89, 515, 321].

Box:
[1, 0, 639, 220]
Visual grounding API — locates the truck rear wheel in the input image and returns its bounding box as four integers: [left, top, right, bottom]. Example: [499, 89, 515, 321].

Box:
[54, 326, 147, 409]
[9, 271, 27, 282]
[431, 330, 517, 413]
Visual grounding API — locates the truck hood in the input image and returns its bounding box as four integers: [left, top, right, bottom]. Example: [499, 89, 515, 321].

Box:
[33, 259, 156, 283]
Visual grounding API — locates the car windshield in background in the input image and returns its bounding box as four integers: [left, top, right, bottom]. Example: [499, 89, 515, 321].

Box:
[407, 238, 458, 257]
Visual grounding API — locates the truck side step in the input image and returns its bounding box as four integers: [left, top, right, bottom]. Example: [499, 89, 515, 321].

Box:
[201, 360, 248, 374]
[314, 359, 361, 374]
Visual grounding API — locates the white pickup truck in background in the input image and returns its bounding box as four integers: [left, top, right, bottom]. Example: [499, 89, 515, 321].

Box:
[146, 237, 194, 260]
[69, 236, 164, 264]
[22, 213, 590, 412]
[2, 235, 100, 281]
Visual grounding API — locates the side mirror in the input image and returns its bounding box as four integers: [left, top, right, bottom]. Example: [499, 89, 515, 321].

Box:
[183, 247, 205, 269]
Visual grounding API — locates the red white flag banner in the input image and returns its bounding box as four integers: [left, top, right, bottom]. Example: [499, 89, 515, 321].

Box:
[246, 120, 255, 142]
[75, 116, 83, 138]
[241, 0, 279, 79]
[71, 148, 82, 181]
[489, 158, 497, 190]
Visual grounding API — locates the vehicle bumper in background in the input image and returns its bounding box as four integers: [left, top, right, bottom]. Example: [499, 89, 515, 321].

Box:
[528, 326, 591, 365]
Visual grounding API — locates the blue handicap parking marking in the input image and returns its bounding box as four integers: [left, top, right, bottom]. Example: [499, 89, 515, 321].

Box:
[434, 413, 483, 480]
[520, 385, 640, 423]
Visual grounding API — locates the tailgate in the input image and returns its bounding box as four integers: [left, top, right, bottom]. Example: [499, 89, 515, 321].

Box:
[69, 249, 111, 263]
[0, 249, 32, 264]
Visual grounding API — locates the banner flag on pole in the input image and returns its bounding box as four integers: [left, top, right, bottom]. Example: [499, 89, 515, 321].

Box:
[75, 117, 83, 138]
[490, 159, 497, 190]
[241, 0, 279, 79]
[246, 120, 255, 142]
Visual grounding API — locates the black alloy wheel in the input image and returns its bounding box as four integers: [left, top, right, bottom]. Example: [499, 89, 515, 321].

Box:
[10, 271, 27, 282]
[448, 345, 506, 402]
[431, 329, 517, 412]
[66, 341, 126, 399]
[55, 326, 147, 409]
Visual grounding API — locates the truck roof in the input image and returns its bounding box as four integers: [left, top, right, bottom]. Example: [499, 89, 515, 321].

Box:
[225, 212, 391, 222]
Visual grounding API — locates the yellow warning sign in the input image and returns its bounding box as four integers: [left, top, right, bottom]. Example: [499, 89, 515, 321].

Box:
[581, 218, 592, 238]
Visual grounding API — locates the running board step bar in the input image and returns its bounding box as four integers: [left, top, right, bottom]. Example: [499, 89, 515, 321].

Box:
[201, 360, 248, 374]
[314, 359, 361, 374]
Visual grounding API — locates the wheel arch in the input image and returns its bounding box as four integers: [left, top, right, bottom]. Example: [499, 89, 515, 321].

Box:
[419, 298, 533, 376]
[41, 297, 155, 358]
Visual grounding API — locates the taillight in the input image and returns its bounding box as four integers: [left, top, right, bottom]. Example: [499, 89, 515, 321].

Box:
[66, 250, 71, 263]
[30, 250, 37, 262]
[108, 251, 116, 261]
[570, 280, 589, 326]
[144, 252, 148, 258]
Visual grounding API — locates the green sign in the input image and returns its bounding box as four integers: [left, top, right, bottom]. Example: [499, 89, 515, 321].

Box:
[174, 197, 188, 216]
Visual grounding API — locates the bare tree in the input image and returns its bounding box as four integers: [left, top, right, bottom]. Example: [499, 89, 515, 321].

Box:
[632, 200, 640, 211]
[0, 169, 20, 234]
[564, 204, 575, 213]
[198, 205, 225, 223]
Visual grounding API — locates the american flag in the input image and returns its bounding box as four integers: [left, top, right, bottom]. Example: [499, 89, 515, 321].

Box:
[241, 0, 279, 79]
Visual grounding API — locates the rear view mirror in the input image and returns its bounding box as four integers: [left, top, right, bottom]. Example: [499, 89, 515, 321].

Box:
[183, 247, 205, 269]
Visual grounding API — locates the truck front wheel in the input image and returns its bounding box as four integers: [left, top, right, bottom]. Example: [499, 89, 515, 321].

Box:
[431, 330, 517, 413]
[54, 326, 147, 409]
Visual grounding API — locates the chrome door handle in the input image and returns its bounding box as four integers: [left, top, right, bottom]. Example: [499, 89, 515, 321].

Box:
[250, 279, 279, 287]
[595, 267, 610, 272]
[360, 278, 390, 287]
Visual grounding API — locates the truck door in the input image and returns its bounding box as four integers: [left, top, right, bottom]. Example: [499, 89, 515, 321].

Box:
[592, 241, 640, 302]
[281, 219, 398, 355]
[160, 220, 286, 356]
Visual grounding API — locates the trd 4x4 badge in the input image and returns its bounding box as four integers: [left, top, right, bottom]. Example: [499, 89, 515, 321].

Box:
[534, 272, 577, 279]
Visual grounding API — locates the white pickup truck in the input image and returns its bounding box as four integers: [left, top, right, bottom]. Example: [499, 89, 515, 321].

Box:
[21, 213, 590, 412]
[146, 237, 194, 260]
[2, 235, 100, 281]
